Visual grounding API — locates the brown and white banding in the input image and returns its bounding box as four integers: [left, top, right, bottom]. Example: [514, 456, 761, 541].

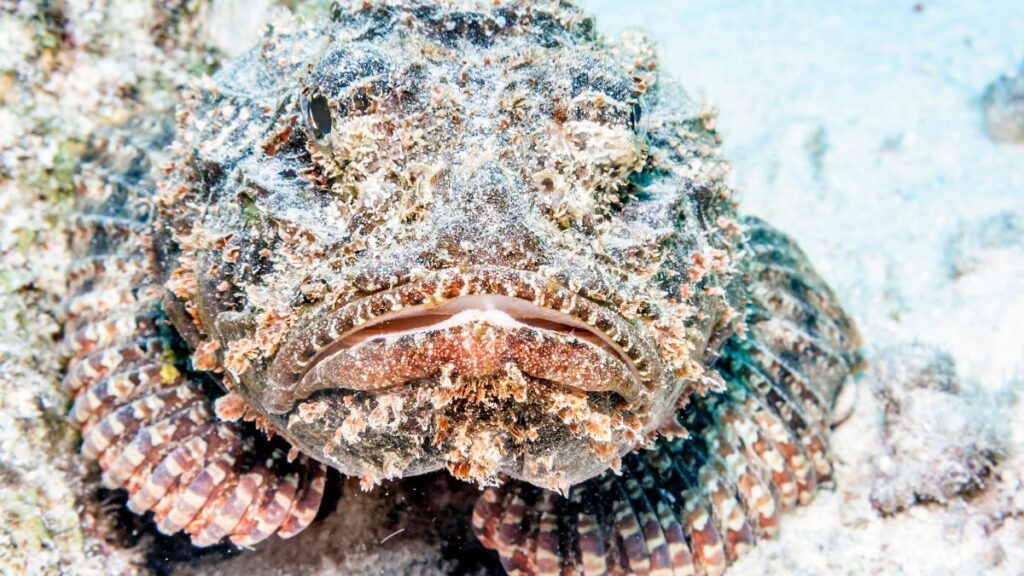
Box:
[81, 384, 203, 464]
[104, 400, 209, 488]
[124, 407, 213, 513]
[229, 465, 292, 547]
[188, 470, 266, 547]
[153, 429, 245, 535]
[61, 336, 166, 395]
[61, 307, 160, 358]
[70, 362, 168, 426]
[61, 253, 331, 548]
[129, 433, 205, 514]
[276, 462, 327, 539]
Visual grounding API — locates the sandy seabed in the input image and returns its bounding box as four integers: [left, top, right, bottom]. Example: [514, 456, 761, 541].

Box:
[0, 1, 1022, 574]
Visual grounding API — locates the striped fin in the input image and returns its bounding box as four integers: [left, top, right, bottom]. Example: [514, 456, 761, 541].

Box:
[276, 462, 327, 539]
[62, 336, 165, 395]
[63, 118, 327, 548]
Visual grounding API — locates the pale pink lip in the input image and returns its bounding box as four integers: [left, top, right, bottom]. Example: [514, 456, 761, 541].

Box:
[264, 267, 662, 414]
[318, 294, 640, 378]
[335, 295, 625, 353]
[288, 294, 644, 405]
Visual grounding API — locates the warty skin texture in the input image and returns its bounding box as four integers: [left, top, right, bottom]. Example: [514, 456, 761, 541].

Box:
[158, 0, 738, 490]
[62, 1, 862, 573]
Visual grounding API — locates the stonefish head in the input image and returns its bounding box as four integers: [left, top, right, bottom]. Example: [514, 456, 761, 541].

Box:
[156, 0, 741, 492]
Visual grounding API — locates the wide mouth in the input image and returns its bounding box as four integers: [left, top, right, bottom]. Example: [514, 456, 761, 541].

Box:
[263, 267, 662, 414]
[292, 294, 642, 406]
[335, 295, 625, 356]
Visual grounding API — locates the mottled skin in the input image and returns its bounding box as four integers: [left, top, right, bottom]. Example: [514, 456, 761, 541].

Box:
[63, 1, 862, 574]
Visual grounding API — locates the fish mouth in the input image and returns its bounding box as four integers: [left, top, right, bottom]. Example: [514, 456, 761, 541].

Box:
[264, 267, 661, 415]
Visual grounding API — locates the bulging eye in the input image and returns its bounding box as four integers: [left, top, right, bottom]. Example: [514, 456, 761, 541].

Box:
[305, 94, 333, 138]
[304, 44, 393, 125]
[628, 99, 646, 135]
[568, 92, 648, 137]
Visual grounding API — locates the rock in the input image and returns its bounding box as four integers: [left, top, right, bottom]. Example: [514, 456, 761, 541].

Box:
[946, 211, 1024, 279]
[982, 62, 1024, 143]
[0, 168, 145, 576]
[868, 344, 1004, 514]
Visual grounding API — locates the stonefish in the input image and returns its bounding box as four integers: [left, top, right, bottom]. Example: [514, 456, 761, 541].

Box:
[63, 1, 861, 574]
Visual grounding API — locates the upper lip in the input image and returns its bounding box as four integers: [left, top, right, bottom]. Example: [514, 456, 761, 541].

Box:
[262, 267, 661, 414]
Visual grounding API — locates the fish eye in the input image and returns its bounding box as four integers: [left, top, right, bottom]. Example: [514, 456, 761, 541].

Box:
[628, 100, 644, 134]
[307, 94, 333, 137]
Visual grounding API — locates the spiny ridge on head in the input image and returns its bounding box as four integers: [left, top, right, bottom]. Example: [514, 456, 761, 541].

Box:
[330, 0, 596, 47]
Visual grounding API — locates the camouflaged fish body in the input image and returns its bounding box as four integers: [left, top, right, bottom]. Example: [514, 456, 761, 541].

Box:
[62, 1, 861, 573]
